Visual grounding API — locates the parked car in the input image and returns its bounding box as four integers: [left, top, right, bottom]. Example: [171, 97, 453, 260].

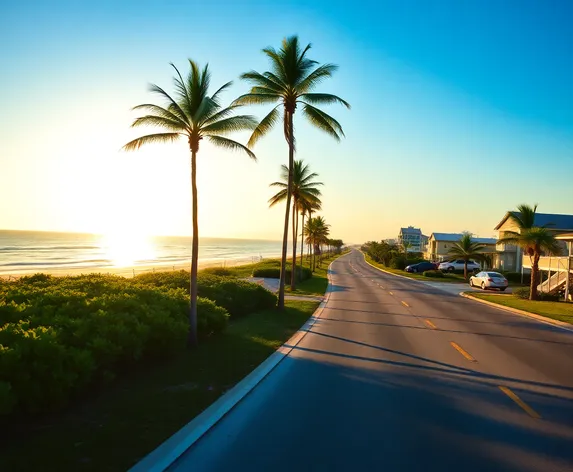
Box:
[469, 271, 509, 291]
[405, 261, 437, 273]
[438, 259, 481, 273]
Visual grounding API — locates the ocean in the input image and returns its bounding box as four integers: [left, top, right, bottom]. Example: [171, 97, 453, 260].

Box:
[0, 230, 283, 276]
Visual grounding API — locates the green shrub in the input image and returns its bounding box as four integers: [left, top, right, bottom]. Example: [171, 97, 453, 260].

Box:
[513, 287, 559, 301]
[252, 265, 312, 281]
[133, 270, 189, 291]
[0, 274, 229, 416]
[423, 270, 445, 278]
[201, 267, 234, 277]
[503, 272, 531, 284]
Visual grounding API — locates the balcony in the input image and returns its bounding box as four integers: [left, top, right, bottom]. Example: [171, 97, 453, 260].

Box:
[496, 242, 517, 252]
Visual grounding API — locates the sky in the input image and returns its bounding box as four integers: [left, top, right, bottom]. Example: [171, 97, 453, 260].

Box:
[1, 0, 572, 244]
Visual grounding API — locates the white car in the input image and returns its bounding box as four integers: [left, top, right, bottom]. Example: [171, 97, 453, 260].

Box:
[469, 271, 509, 291]
[438, 259, 481, 273]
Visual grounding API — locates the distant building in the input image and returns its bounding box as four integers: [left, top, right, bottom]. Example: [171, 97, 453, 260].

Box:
[426, 233, 497, 262]
[398, 226, 426, 253]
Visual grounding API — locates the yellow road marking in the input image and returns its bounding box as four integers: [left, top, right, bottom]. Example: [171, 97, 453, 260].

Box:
[425, 319, 437, 329]
[499, 386, 541, 419]
[450, 342, 476, 362]
[401, 301, 409, 307]
[389, 291, 394, 295]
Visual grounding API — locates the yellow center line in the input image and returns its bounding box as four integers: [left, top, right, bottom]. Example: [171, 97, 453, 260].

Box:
[424, 319, 437, 329]
[389, 291, 394, 295]
[450, 342, 476, 362]
[499, 386, 541, 419]
[401, 301, 409, 307]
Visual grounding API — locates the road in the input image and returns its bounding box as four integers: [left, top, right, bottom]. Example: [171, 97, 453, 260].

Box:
[169, 250, 573, 471]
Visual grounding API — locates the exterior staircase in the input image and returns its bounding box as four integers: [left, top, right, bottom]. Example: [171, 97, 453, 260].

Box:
[537, 270, 571, 295]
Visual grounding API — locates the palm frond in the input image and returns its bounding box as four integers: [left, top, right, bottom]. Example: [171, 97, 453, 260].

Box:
[269, 181, 288, 188]
[240, 71, 284, 93]
[170, 63, 193, 118]
[247, 106, 280, 148]
[300, 93, 351, 109]
[131, 115, 188, 131]
[132, 104, 189, 128]
[233, 93, 280, 107]
[148, 83, 188, 122]
[207, 135, 257, 160]
[301, 103, 344, 140]
[297, 64, 338, 92]
[202, 115, 258, 135]
[122, 133, 181, 151]
[268, 188, 288, 207]
[211, 80, 233, 105]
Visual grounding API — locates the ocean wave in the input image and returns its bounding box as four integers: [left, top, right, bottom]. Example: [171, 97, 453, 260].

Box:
[0, 259, 111, 268]
[0, 245, 100, 252]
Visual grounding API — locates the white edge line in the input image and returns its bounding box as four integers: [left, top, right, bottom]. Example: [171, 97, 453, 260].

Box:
[459, 292, 573, 333]
[128, 256, 344, 472]
[359, 250, 424, 284]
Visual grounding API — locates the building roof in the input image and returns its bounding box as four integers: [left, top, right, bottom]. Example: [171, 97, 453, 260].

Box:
[494, 212, 573, 231]
[400, 226, 421, 235]
[430, 233, 497, 245]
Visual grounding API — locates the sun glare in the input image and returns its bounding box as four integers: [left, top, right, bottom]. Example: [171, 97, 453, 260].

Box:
[101, 232, 156, 267]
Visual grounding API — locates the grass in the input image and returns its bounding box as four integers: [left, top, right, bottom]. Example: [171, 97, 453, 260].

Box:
[469, 293, 573, 325]
[362, 254, 468, 284]
[290, 251, 348, 296]
[0, 300, 319, 472]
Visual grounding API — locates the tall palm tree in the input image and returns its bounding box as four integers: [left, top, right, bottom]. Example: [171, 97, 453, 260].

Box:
[447, 233, 486, 280]
[497, 204, 561, 300]
[234, 35, 349, 310]
[123, 60, 257, 347]
[268, 160, 323, 288]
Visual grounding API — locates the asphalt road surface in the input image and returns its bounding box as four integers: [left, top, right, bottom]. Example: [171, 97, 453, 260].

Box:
[169, 250, 573, 472]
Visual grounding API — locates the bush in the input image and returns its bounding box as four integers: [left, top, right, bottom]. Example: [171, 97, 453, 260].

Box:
[252, 265, 312, 282]
[201, 267, 234, 277]
[513, 287, 560, 301]
[196, 275, 277, 317]
[0, 274, 229, 416]
[423, 270, 445, 278]
[134, 271, 278, 317]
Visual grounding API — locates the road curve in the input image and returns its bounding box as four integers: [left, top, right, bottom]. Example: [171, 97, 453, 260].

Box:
[169, 250, 573, 471]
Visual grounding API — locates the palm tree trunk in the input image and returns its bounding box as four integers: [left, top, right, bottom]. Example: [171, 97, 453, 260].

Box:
[300, 212, 305, 269]
[290, 200, 297, 290]
[530, 253, 541, 300]
[464, 260, 468, 281]
[307, 211, 312, 261]
[188, 148, 199, 347]
[277, 112, 294, 310]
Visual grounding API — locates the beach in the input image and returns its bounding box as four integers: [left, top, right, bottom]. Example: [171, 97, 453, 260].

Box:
[0, 230, 282, 278]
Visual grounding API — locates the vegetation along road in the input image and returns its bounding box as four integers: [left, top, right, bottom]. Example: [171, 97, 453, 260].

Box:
[158, 249, 573, 471]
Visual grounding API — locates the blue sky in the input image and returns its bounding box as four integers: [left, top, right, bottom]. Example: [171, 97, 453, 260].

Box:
[1, 0, 572, 242]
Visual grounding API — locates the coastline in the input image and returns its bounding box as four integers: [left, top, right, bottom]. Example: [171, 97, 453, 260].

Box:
[0, 254, 281, 280]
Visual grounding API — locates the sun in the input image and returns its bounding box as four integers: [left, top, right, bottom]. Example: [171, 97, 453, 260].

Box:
[101, 231, 156, 268]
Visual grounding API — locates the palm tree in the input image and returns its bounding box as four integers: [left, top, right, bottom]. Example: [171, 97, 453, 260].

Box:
[268, 160, 323, 288]
[300, 198, 322, 268]
[234, 35, 349, 310]
[447, 233, 486, 280]
[305, 216, 330, 271]
[123, 60, 257, 347]
[497, 204, 561, 300]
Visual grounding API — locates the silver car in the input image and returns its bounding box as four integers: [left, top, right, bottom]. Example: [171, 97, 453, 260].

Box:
[469, 271, 509, 291]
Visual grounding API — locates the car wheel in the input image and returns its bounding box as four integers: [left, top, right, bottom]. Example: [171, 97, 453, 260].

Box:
[413, 268, 418, 273]
[500, 288, 506, 292]
[481, 282, 486, 290]
[448, 267, 455, 273]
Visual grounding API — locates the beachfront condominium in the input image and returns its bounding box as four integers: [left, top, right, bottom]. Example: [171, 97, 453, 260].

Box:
[398, 226, 427, 253]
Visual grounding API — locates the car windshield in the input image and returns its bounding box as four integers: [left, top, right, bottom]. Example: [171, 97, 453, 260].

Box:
[487, 272, 503, 277]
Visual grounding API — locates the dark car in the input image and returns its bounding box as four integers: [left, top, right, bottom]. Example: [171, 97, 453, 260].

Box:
[405, 261, 437, 273]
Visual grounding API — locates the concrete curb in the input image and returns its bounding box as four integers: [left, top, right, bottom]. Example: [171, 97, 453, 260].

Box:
[460, 292, 573, 333]
[129, 262, 337, 472]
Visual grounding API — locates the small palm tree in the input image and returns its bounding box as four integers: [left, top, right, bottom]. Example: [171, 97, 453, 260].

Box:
[269, 160, 322, 288]
[305, 216, 330, 271]
[235, 35, 349, 310]
[123, 60, 257, 347]
[447, 234, 486, 280]
[300, 198, 322, 267]
[498, 204, 561, 300]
